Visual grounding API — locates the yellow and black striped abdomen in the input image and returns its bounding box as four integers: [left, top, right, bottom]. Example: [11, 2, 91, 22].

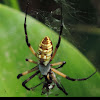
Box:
[37, 36, 53, 66]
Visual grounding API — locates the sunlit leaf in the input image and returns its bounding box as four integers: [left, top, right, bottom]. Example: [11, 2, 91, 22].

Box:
[0, 4, 100, 97]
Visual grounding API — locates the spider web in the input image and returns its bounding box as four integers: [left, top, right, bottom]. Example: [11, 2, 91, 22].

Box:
[29, 0, 99, 70]
[27, 0, 99, 72]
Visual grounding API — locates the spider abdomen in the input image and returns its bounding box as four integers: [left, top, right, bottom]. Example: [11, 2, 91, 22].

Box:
[37, 36, 53, 66]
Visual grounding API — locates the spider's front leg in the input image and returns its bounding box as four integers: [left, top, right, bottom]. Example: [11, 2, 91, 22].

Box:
[22, 70, 40, 90]
[50, 70, 68, 95]
[51, 68, 97, 81]
[38, 73, 44, 80]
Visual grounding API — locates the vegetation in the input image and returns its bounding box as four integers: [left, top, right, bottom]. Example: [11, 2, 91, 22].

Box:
[0, 4, 100, 97]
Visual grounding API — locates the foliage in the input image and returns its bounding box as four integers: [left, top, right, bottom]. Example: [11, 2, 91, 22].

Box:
[2, 0, 20, 10]
[0, 4, 100, 97]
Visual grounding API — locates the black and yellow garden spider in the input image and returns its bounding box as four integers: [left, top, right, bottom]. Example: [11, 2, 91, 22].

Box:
[17, 2, 97, 95]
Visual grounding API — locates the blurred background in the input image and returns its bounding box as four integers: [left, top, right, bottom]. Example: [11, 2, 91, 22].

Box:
[0, 0, 100, 71]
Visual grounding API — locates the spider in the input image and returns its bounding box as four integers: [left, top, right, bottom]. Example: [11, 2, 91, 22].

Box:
[17, 2, 97, 96]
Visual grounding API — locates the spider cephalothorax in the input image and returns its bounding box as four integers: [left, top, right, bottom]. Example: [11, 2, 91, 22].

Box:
[17, 2, 97, 96]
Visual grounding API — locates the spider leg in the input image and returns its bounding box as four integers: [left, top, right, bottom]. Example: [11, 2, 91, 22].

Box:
[51, 68, 97, 81]
[50, 6, 63, 62]
[31, 81, 44, 91]
[17, 66, 39, 79]
[39, 73, 44, 80]
[41, 82, 49, 95]
[22, 70, 40, 90]
[41, 74, 55, 95]
[50, 61, 66, 69]
[25, 58, 38, 64]
[50, 70, 68, 95]
[24, 2, 37, 57]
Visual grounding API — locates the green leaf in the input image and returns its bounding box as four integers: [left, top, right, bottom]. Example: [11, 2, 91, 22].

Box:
[3, 0, 20, 10]
[0, 4, 100, 97]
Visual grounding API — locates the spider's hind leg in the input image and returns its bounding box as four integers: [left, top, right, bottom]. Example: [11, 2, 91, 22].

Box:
[24, 1, 37, 57]
[50, 5, 63, 62]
